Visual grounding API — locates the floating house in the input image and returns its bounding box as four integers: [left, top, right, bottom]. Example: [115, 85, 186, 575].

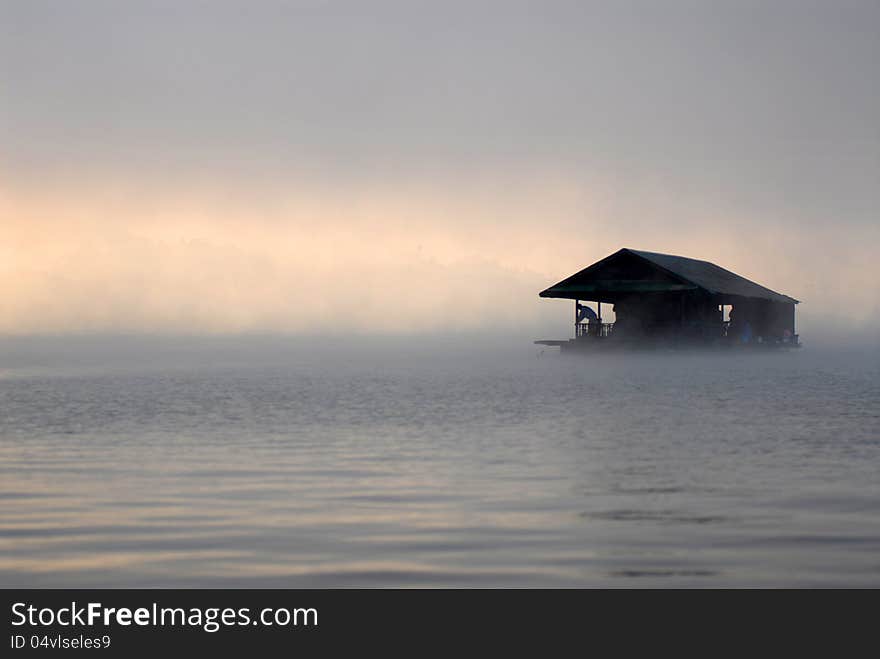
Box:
[536, 248, 799, 351]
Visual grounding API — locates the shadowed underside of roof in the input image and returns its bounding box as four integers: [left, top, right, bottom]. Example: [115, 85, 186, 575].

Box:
[540, 248, 799, 304]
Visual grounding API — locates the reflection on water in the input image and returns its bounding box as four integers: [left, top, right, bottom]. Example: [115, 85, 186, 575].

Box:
[0, 338, 878, 586]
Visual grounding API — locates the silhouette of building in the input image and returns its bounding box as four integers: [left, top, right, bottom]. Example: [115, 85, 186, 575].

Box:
[536, 248, 799, 351]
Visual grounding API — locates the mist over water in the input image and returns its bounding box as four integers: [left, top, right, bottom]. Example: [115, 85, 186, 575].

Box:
[3, 0, 878, 590]
[1, 336, 877, 587]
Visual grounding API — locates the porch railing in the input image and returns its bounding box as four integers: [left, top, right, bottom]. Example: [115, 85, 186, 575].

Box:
[575, 322, 614, 338]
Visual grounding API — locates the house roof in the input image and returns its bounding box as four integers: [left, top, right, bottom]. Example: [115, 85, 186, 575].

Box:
[539, 248, 799, 304]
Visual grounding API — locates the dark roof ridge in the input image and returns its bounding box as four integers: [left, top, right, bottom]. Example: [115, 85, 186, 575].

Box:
[625, 248, 799, 304]
[539, 247, 799, 304]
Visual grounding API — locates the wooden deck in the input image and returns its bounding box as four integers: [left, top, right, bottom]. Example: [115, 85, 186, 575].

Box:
[535, 332, 801, 352]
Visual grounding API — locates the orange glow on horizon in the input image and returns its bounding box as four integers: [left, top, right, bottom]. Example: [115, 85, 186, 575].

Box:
[0, 177, 876, 336]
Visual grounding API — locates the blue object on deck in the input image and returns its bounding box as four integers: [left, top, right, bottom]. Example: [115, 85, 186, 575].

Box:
[577, 304, 598, 323]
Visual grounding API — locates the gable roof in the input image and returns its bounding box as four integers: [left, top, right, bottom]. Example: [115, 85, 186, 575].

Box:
[540, 248, 799, 304]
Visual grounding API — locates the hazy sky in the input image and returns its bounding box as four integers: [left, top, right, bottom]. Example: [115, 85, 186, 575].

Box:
[1, 1, 878, 339]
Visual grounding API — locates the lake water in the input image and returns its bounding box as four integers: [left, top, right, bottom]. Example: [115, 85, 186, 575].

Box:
[1, 337, 878, 587]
